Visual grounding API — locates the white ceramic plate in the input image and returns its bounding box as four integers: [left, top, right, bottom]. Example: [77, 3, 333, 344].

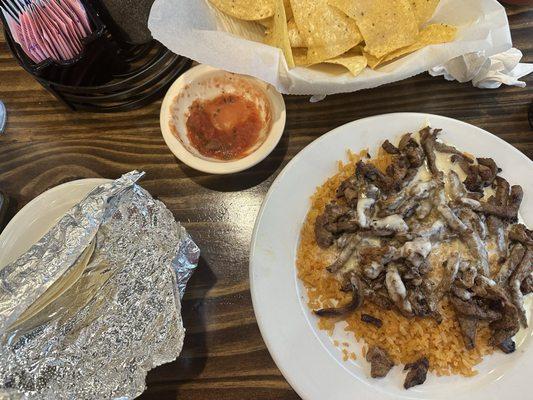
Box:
[160, 64, 286, 174]
[0, 179, 110, 269]
[250, 113, 533, 400]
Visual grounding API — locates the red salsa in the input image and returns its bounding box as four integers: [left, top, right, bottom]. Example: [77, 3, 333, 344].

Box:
[185, 93, 264, 160]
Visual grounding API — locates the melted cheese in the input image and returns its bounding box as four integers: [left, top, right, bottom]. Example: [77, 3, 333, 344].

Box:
[357, 197, 375, 227]
[402, 237, 432, 258]
[371, 215, 408, 233]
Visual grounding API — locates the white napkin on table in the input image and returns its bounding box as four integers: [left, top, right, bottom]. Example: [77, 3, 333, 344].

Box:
[429, 48, 533, 88]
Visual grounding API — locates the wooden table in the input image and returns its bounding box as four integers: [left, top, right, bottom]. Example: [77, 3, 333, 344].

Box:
[0, 5, 532, 399]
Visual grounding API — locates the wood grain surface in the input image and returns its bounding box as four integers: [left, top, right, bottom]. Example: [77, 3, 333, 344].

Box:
[0, 5, 532, 399]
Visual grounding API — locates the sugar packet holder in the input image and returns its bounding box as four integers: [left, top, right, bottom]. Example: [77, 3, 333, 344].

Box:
[0, 0, 104, 77]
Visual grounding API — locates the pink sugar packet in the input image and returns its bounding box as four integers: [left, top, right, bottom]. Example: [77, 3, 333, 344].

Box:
[32, 5, 59, 60]
[45, 0, 82, 52]
[3, 12, 38, 63]
[40, 1, 79, 56]
[3, 12, 21, 44]
[39, 2, 77, 60]
[32, 4, 62, 61]
[19, 17, 40, 62]
[3, 0, 92, 63]
[20, 12, 46, 62]
[63, 0, 91, 34]
[56, 0, 87, 38]
[32, 4, 63, 60]
[35, 6, 71, 60]
[27, 6, 58, 61]
[14, 9, 28, 48]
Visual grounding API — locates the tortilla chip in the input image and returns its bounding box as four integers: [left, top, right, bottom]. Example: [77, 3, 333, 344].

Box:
[284, 0, 293, 20]
[330, 0, 418, 58]
[324, 51, 368, 76]
[293, 48, 309, 66]
[209, 0, 275, 20]
[287, 19, 305, 48]
[293, 48, 367, 76]
[306, 43, 354, 65]
[258, 17, 273, 29]
[265, 0, 295, 68]
[290, 0, 362, 62]
[362, 50, 384, 69]
[382, 23, 457, 63]
[410, 0, 440, 25]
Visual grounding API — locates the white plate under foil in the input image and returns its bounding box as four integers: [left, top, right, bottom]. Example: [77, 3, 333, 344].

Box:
[250, 113, 533, 400]
[0, 179, 111, 268]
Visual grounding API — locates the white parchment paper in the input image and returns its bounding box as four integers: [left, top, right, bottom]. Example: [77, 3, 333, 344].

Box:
[148, 0, 512, 95]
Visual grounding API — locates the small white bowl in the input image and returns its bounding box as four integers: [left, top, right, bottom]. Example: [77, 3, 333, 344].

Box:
[160, 64, 286, 174]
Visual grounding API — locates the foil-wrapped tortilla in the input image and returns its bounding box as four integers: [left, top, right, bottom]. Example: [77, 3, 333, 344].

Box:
[0, 171, 199, 399]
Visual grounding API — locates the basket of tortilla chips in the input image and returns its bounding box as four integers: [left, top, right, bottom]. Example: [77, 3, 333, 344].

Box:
[148, 0, 512, 95]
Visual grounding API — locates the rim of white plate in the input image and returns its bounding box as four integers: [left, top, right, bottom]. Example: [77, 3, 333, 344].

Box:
[0, 178, 111, 268]
[249, 113, 533, 400]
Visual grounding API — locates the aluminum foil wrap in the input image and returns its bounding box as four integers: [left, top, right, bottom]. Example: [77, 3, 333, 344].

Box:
[0, 171, 200, 399]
